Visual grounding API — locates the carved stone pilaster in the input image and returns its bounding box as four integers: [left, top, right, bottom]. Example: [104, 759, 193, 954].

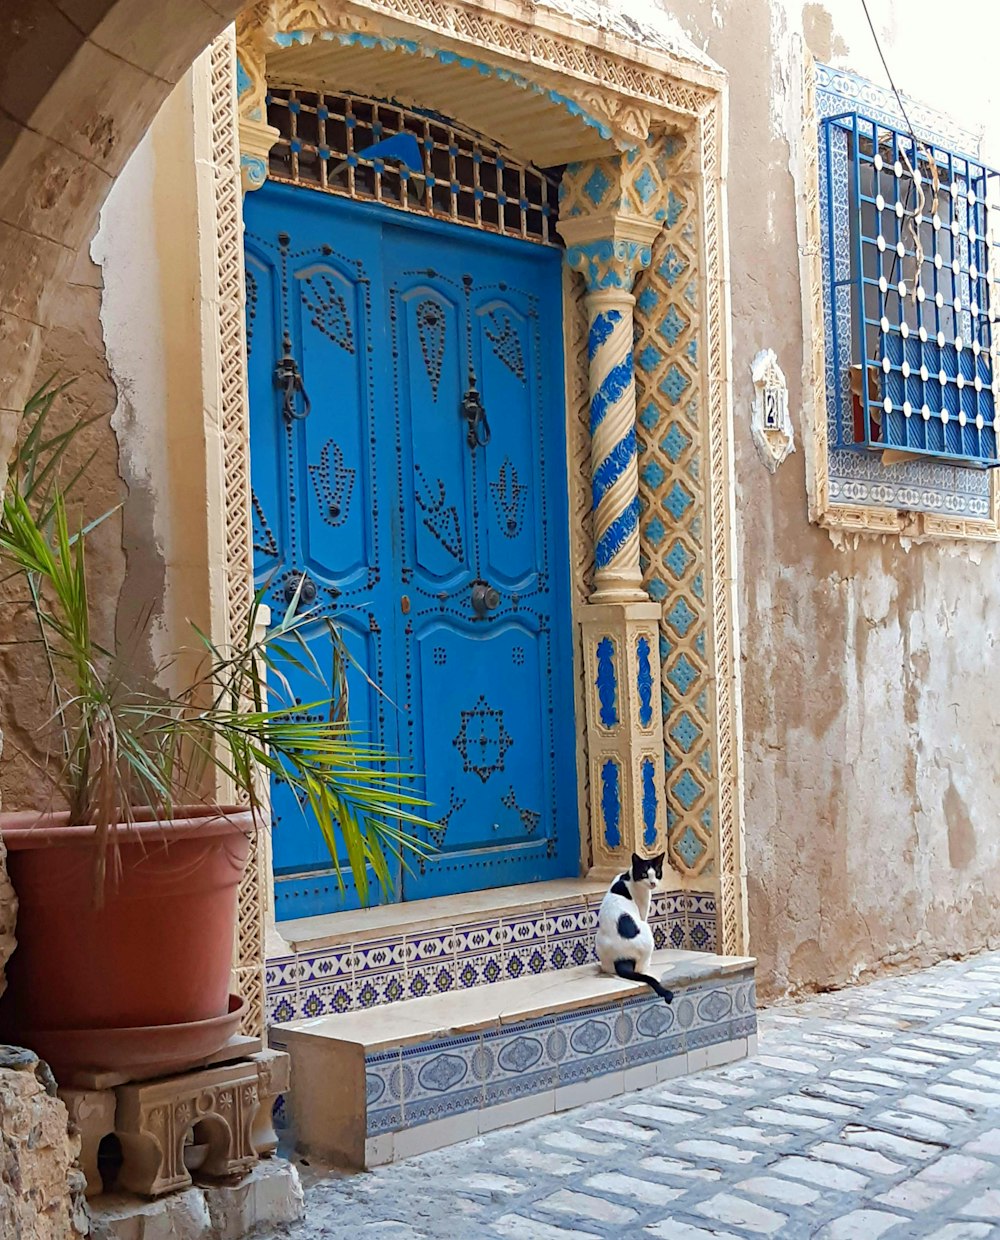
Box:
[580, 601, 668, 877]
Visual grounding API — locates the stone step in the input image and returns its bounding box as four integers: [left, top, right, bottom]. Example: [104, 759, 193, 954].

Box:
[266, 878, 719, 1024]
[270, 949, 756, 1169]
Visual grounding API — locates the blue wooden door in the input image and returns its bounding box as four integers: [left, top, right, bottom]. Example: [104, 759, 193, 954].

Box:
[244, 183, 577, 918]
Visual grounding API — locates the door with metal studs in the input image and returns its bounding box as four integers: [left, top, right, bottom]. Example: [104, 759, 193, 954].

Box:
[244, 182, 578, 919]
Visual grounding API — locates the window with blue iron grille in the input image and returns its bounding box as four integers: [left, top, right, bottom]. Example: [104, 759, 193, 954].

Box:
[822, 111, 1000, 468]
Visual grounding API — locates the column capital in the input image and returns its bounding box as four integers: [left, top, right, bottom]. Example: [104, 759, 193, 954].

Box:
[559, 215, 662, 293]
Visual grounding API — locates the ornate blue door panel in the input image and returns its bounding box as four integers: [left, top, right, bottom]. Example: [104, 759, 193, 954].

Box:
[385, 229, 577, 900]
[245, 185, 401, 918]
[244, 184, 577, 917]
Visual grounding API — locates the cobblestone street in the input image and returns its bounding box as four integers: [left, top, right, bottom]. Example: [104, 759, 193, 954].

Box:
[272, 952, 1000, 1239]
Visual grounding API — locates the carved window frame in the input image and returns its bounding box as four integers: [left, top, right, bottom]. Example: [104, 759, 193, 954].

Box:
[801, 55, 1000, 543]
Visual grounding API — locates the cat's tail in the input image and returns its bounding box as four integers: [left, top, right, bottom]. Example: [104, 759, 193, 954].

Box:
[614, 958, 674, 1004]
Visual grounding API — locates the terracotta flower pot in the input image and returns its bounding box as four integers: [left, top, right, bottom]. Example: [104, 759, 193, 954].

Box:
[0, 806, 253, 1080]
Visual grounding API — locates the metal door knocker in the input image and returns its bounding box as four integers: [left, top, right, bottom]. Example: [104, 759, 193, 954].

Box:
[471, 581, 500, 616]
[283, 573, 318, 607]
[461, 369, 491, 448]
[275, 332, 311, 423]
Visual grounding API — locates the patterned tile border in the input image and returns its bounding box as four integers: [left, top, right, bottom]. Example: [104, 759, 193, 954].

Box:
[364, 970, 755, 1138]
[266, 890, 718, 1024]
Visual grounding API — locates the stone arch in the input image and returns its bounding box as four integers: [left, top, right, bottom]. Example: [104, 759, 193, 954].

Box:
[0, 0, 246, 470]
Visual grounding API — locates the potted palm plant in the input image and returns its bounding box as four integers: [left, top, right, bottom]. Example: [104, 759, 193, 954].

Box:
[0, 385, 431, 1081]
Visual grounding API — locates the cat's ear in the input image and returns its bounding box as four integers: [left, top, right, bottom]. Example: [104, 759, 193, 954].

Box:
[630, 851, 644, 874]
[651, 852, 665, 873]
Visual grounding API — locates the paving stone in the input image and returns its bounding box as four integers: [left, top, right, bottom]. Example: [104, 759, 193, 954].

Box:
[830, 1068, 907, 1089]
[491, 1215, 599, 1239]
[756, 1055, 819, 1075]
[841, 1123, 942, 1161]
[806, 1140, 904, 1176]
[582, 1173, 685, 1207]
[541, 1132, 623, 1157]
[460, 1173, 524, 1195]
[694, 1192, 787, 1235]
[503, 1150, 584, 1177]
[623, 1103, 704, 1124]
[930, 1083, 1000, 1109]
[674, 1140, 760, 1165]
[875, 1178, 954, 1210]
[919, 1153, 993, 1184]
[579, 1119, 658, 1143]
[959, 1189, 1000, 1218]
[767, 1155, 869, 1192]
[714, 1126, 793, 1147]
[771, 1094, 857, 1118]
[860, 1054, 934, 1076]
[872, 1108, 950, 1141]
[901, 1094, 974, 1123]
[744, 1106, 830, 1131]
[644, 1223, 741, 1240]
[965, 1128, 1000, 1156]
[536, 1189, 638, 1226]
[814, 1208, 905, 1238]
[923, 1224, 997, 1239]
[638, 1156, 724, 1182]
[735, 1176, 821, 1206]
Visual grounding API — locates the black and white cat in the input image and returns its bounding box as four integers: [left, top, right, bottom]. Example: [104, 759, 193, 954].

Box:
[595, 852, 673, 1004]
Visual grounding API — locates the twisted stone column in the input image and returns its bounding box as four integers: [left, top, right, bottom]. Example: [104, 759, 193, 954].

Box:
[563, 225, 661, 602]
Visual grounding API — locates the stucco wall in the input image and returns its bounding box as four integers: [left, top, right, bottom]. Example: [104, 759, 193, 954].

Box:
[668, 0, 1000, 997]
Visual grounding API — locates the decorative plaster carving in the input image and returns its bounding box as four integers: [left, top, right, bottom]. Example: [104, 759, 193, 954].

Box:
[750, 349, 794, 473]
[210, 29, 267, 1038]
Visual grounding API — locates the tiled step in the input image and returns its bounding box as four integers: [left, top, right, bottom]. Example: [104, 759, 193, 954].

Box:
[266, 878, 719, 1023]
[270, 949, 756, 1169]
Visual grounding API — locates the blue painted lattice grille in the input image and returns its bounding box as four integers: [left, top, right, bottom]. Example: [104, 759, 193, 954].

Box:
[823, 111, 1000, 467]
[267, 87, 560, 244]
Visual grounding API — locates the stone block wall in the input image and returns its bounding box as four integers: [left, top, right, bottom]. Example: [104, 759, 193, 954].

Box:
[0, 1048, 88, 1239]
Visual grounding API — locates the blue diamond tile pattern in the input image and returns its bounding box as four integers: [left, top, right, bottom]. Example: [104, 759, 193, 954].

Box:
[665, 540, 693, 578]
[646, 576, 668, 602]
[666, 189, 685, 228]
[583, 166, 611, 207]
[658, 304, 688, 346]
[642, 459, 666, 489]
[663, 481, 694, 520]
[661, 423, 690, 462]
[644, 515, 667, 547]
[634, 166, 658, 204]
[673, 770, 704, 810]
[676, 826, 704, 868]
[637, 343, 663, 374]
[665, 597, 697, 638]
[670, 710, 702, 752]
[637, 287, 660, 315]
[638, 402, 660, 431]
[660, 365, 690, 406]
[667, 654, 700, 695]
[659, 246, 687, 286]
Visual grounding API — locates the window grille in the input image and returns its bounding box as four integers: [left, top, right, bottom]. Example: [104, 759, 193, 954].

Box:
[266, 87, 561, 245]
[823, 111, 1000, 467]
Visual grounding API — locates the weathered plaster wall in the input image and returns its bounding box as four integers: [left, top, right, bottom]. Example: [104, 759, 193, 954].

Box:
[667, 0, 1000, 997]
[0, 243, 127, 814]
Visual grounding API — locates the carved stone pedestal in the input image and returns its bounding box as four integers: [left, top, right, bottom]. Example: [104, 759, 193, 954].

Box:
[59, 1046, 289, 1200]
[580, 600, 669, 878]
